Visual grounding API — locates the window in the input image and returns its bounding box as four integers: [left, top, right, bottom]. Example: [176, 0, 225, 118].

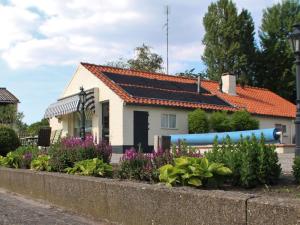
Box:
[161, 114, 176, 129]
[74, 113, 93, 137]
[275, 124, 287, 134]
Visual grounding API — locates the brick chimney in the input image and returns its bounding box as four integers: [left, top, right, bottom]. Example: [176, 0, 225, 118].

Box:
[221, 73, 236, 95]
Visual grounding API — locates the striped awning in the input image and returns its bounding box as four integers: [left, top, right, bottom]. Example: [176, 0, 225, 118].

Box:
[44, 89, 95, 119]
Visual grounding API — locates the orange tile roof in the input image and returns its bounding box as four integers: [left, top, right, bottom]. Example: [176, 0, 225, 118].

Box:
[81, 62, 296, 118]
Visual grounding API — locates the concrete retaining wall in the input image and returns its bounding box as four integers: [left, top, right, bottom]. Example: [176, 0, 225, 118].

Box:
[0, 168, 300, 225]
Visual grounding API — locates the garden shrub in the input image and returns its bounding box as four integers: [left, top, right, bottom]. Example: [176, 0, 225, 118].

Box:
[118, 148, 160, 182]
[48, 136, 112, 172]
[118, 146, 202, 182]
[230, 110, 259, 131]
[205, 135, 281, 188]
[188, 109, 209, 133]
[65, 158, 112, 177]
[158, 156, 232, 187]
[171, 140, 202, 158]
[209, 111, 231, 132]
[31, 155, 52, 172]
[0, 146, 40, 169]
[0, 126, 20, 156]
[292, 156, 300, 184]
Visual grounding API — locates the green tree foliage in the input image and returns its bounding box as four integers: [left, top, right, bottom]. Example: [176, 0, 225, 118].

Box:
[127, 44, 164, 72]
[210, 111, 231, 132]
[256, 0, 300, 102]
[106, 44, 164, 73]
[231, 110, 259, 131]
[176, 68, 208, 79]
[0, 105, 27, 134]
[188, 109, 209, 133]
[202, 0, 256, 83]
[27, 118, 49, 136]
[0, 126, 20, 156]
[237, 9, 257, 85]
[0, 104, 17, 125]
[105, 57, 129, 69]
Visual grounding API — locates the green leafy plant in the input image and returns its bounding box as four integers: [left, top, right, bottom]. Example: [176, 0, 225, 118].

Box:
[0, 125, 20, 156]
[0, 146, 41, 169]
[292, 156, 300, 184]
[158, 156, 231, 187]
[48, 136, 112, 172]
[230, 110, 259, 131]
[205, 134, 281, 188]
[210, 111, 232, 132]
[31, 155, 52, 172]
[188, 109, 209, 133]
[1, 151, 21, 168]
[65, 158, 112, 177]
[0, 155, 5, 166]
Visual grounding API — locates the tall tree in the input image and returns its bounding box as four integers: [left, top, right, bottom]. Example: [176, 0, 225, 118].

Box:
[257, 0, 300, 102]
[202, 0, 257, 84]
[105, 44, 164, 73]
[127, 44, 164, 73]
[237, 9, 257, 85]
[202, 0, 241, 80]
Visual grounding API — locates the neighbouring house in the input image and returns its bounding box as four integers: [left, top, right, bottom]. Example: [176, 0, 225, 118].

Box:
[0, 88, 19, 106]
[45, 62, 296, 153]
[0, 87, 19, 126]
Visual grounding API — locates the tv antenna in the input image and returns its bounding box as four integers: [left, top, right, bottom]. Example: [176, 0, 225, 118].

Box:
[164, 5, 170, 74]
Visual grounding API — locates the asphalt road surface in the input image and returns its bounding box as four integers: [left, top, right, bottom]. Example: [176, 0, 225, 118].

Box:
[0, 189, 110, 225]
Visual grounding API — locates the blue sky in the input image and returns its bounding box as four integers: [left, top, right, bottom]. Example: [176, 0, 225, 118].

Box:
[0, 0, 278, 124]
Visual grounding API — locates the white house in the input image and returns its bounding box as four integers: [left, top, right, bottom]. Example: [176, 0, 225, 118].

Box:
[45, 62, 296, 153]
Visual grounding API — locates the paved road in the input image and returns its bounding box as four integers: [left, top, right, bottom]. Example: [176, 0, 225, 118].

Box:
[0, 189, 109, 225]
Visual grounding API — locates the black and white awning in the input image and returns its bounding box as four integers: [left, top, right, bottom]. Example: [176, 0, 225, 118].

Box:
[44, 89, 95, 119]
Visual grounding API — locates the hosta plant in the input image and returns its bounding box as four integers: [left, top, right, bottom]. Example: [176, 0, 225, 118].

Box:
[158, 156, 231, 188]
[0, 155, 4, 166]
[1, 151, 21, 168]
[31, 155, 52, 172]
[65, 158, 112, 177]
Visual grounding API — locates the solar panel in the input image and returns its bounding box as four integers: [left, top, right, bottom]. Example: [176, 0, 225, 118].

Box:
[120, 85, 230, 106]
[102, 72, 209, 94]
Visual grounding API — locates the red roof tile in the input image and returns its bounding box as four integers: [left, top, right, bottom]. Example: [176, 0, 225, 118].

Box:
[81, 62, 296, 118]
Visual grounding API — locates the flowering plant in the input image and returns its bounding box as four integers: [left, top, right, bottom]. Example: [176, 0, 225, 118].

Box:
[118, 146, 202, 182]
[48, 135, 112, 172]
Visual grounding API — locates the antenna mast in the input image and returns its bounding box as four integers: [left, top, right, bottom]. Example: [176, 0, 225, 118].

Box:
[165, 5, 169, 74]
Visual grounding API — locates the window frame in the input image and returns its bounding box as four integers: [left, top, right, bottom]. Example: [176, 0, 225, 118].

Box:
[161, 113, 177, 129]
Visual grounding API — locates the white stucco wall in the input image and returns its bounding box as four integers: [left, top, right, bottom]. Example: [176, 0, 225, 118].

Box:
[48, 64, 124, 146]
[254, 115, 295, 144]
[123, 105, 189, 146]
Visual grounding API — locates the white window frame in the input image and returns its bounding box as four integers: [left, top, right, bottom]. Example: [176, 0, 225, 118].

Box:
[161, 114, 177, 129]
[275, 124, 287, 134]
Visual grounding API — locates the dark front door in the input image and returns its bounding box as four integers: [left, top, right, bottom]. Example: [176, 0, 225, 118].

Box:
[102, 102, 109, 142]
[134, 111, 149, 152]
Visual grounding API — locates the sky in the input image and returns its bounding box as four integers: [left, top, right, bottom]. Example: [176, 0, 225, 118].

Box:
[0, 0, 279, 124]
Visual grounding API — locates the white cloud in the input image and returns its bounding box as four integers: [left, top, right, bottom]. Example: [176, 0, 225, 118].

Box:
[0, 4, 39, 50]
[0, 0, 279, 71]
[2, 37, 128, 69]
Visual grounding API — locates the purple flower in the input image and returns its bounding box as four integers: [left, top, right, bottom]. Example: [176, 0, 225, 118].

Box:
[23, 152, 32, 160]
[122, 148, 138, 161]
